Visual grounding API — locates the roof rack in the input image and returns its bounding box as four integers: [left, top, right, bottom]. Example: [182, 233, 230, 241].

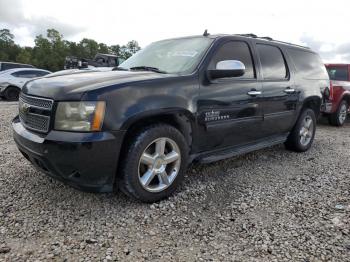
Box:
[260, 36, 273, 41]
[236, 34, 310, 49]
[237, 33, 257, 38]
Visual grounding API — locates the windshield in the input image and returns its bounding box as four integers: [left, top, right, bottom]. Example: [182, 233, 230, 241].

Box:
[327, 66, 348, 81]
[119, 37, 213, 74]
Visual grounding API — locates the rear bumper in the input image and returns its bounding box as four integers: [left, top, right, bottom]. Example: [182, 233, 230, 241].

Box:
[12, 116, 125, 192]
[321, 102, 335, 114]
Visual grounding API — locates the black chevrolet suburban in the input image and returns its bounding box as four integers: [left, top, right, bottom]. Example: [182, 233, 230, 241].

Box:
[12, 33, 329, 202]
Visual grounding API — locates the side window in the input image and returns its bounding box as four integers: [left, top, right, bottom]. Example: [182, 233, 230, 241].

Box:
[11, 71, 22, 77]
[257, 44, 288, 80]
[12, 70, 45, 78]
[209, 41, 255, 79]
[288, 49, 328, 80]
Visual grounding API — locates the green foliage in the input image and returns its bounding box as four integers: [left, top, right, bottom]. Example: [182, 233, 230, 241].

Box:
[0, 28, 141, 71]
[16, 47, 32, 64]
[0, 29, 21, 61]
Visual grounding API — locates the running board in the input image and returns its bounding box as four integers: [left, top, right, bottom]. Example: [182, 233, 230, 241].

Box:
[194, 134, 288, 164]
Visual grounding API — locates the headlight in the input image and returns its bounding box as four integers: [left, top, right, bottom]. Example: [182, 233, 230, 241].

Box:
[54, 101, 106, 132]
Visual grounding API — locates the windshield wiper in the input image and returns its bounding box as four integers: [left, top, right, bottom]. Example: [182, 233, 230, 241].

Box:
[129, 66, 167, 74]
[112, 66, 129, 71]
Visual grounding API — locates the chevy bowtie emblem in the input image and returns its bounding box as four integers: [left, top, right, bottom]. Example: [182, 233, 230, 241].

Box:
[19, 101, 30, 114]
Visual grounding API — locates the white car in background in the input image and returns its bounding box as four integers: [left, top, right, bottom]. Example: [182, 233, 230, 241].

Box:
[0, 68, 51, 100]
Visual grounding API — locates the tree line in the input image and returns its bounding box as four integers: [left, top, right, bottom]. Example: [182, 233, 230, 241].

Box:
[0, 28, 141, 72]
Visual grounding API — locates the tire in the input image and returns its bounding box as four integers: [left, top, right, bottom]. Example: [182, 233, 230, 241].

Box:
[285, 108, 316, 152]
[4, 86, 20, 101]
[118, 124, 189, 203]
[328, 100, 348, 126]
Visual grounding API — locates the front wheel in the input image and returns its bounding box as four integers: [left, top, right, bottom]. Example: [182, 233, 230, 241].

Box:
[118, 124, 188, 203]
[4, 86, 20, 101]
[328, 100, 348, 126]
[285, 108, 316, 152]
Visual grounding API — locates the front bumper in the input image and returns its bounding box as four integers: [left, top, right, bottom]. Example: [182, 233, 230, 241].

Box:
[12, 116, 125, 192]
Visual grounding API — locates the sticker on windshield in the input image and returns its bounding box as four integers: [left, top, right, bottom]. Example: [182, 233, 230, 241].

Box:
[167, 51, 198, 57]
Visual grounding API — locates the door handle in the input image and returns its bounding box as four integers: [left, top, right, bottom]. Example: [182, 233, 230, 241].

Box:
[284, 88, 296, 94]
[247, 90, 262, 96]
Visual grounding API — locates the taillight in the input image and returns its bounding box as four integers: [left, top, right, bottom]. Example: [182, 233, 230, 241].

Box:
[329, 81, 334, 100]
[324, 81, 334, 100]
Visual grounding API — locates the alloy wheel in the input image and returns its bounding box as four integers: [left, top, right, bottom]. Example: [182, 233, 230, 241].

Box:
[138, 137, 181, 193]
[338, 103, 347, 125]
[299, 114, 314, 146]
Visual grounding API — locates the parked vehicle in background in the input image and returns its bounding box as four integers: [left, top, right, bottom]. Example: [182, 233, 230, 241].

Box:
[13, 33, 328, 202]
[322, 64, 350, 126]
[0, 62, 35, 72]
[64, 53, 123, 69]
[0, 68, 51, 100]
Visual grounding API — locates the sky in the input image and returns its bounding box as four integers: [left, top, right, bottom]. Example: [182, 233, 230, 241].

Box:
[0, 0, 350, 63]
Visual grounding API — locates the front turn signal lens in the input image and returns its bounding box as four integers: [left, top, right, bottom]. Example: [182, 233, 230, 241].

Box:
[91, 101, 106, 131]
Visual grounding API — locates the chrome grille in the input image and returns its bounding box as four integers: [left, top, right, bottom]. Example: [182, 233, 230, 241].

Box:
[19, 93, 53, 110]
[19, 93, 53, 133]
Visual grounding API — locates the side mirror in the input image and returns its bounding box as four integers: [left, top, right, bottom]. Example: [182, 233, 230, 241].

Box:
[208, 60, 246, 79]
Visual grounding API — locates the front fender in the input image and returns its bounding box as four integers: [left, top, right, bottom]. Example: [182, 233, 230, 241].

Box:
[82, 75, 199, 131]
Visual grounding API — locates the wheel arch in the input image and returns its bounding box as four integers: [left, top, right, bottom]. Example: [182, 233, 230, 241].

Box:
[339, 92, 350, 106]
[300, 96, 322, 118]
[114, 109, 194, 185]
[2, 85, 21, 100]
[120, 108, 194, 153]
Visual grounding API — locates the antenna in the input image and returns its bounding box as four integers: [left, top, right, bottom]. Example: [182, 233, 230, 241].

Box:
[203, 29, 210, 36]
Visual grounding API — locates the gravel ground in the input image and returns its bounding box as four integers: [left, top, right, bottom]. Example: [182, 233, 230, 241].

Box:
[0, 100, 349, 261]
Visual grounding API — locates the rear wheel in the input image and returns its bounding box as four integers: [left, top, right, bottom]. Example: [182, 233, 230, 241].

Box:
[118, 124, 188, 203]
[285, 108, 316, 152]
[328, 100, 348, 126]
[4, 86, 20, 101]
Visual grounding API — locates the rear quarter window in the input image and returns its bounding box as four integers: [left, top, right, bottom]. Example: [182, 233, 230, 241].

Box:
[288, 49, 328, 80]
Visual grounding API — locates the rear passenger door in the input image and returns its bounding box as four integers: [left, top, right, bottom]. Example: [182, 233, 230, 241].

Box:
[256, 44, 298, 136]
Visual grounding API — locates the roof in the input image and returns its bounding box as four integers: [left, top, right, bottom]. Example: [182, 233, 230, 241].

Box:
[325, 63, 350, 67]
[159, 33, 310, 50]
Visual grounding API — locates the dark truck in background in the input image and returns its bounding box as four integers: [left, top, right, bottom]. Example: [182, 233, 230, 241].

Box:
[64, 53, 123, 69]
[12, 33, 329, 202]
[322, 64, 350, 126]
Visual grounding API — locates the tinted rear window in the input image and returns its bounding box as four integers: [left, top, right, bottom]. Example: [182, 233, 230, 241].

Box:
[326, 66, 348, 81]
[257, 44, 288, 79]
[288, 49, 328, 79]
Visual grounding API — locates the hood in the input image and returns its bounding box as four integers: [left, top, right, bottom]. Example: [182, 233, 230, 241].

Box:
[22, 70, 173, 100]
